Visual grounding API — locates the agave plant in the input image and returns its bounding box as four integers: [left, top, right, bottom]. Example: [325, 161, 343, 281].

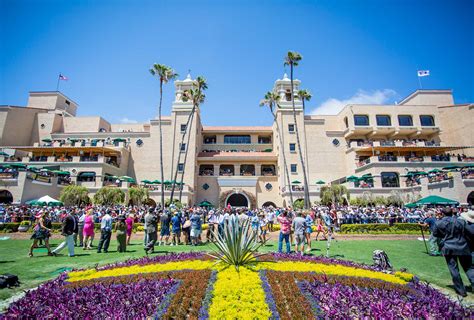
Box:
[207, 215, 266, 271]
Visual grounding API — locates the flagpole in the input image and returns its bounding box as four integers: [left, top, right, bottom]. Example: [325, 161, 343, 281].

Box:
[56, 73, 61, 91]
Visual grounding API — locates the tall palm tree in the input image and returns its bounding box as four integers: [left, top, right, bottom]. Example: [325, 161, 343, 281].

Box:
[297, 89, 312, 112]
[149, 63, 178, 209]
[260, 91, 294, 206]
[284, 51, 311, 209]
[168, 76, 207, 204]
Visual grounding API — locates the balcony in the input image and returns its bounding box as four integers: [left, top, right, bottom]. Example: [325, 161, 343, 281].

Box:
[378, 155, 397, 162]
[0, 172, 18, 180]
[355, 155, 473, 171]
[200, 143, 273, 153]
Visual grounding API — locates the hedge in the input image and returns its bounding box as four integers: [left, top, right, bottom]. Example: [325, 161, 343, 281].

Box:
[0, 222, 145, 233]
[339, 223, 428, 234]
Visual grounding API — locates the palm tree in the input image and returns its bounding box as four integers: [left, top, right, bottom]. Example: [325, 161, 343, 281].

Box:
[297, 89, 312, 112]
[149, 63, 178, 209]
[260, 91, 294, 206]
[284, 51, 311, 209]
[168, 76, 207, 204]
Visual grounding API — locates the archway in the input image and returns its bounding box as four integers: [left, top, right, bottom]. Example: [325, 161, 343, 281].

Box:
[0, 190, 13, 204]
[226, 193, 249, 208]
[468, 191, 474, 206]
[262, 201, 277, 208]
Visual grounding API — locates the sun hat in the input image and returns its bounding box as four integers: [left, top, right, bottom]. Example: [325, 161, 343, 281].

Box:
[460, 210, 474, 224]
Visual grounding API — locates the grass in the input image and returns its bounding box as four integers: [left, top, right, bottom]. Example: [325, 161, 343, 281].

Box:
[0, 237, 471, 303]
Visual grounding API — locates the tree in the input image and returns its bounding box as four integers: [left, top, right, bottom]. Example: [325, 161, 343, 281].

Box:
[297, 89, 312, 113]
[93, 187, 125, 205]
[128, 186, 149, 206]
[284, 51, 311, 209]
[170, 76, 207, 204]
[320, 185, 349, 206]
[293, 199, 304, 209]
[165, 198, 183, 209]
[149, 63, 178, 208]
[260, 91, 294, 206]
[59, 185, 90, 206]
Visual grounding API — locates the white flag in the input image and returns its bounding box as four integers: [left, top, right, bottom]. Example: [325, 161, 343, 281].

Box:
[417, 70, 430, 77]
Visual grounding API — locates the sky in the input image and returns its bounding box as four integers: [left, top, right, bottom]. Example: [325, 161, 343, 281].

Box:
[1, 0, 473, 126]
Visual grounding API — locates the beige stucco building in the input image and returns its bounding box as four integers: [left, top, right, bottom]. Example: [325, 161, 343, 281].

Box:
[1, 74, 473, 207]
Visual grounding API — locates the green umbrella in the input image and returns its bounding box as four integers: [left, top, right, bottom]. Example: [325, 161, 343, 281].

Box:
[315, 180, 326, 184]
[291, 180, 301, 184]
[119, 175, 133, 181]
[346, 175, 359, 181]
[41, 138, 52, 143]
[405, 202, 418, 208]
[407, 171, 427, 175]
[442, 165, 460, 171]
[0, 151, 10, 157]
[51, 170, 70, 176]
[26, 195, 63, 206]
[141, 179, 152, 184]
[163, 180, 172, 185]
[414, 195, 459, 206]
[198, 200, 213, 207]
[151, 180, 161, 184]
[428, 168, 443, 173]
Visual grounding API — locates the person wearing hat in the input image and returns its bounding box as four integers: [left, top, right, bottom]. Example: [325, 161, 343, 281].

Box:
[433, 207, 474, 297]
[144, 208, 158, 254]
[29, 211, 52, 257]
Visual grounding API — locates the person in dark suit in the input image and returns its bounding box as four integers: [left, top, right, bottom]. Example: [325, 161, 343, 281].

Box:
[52, 211, 77, 257]
[433, 207, 474, 297]
[144, 208, 158, 254]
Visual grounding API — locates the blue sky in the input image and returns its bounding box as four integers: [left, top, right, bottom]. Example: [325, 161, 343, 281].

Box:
[1, 0, 473, 126]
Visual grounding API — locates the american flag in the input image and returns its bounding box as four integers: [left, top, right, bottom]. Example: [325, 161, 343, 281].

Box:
[417, 70, 430, 77]
[59, 74, 68, 81]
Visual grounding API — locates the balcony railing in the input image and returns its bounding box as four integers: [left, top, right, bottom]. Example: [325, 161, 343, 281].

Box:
[0, 172, 18, 180]
[378, 155, 397, 162]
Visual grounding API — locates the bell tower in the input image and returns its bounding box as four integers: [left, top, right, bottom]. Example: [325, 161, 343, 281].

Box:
[172, 73, 196, 112]
[273, 73, 303, 110]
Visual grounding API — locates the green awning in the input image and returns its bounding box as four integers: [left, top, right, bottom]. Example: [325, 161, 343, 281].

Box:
[78, 172, 96, 177]
[442, 165, 460, 170]
[461, 164, 474, 168]
[291, 180, 301, 184]
[41, 138, 52, 143]
[9, 163, 26, 168]
[141, 179, 152, 184]
[0, 152, 10, 157]
[428, 169, 443, 173]
[405, 202, 418, 208]
[163, 180, 172, 185]
[113, 138, 126, 142]
[414, 195, 459, 206]
[315, 180, 326, 184]
[346, 175, 359, 181]
[51, 170, 70, 176]
[1, 164, 12, 168]
[151, 180, 161, 184]
[198, 201, 213, 207]
[407, 171, 427, 175]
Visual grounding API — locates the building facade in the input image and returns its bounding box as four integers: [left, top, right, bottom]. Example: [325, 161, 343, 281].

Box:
[1, 74, 473, 207]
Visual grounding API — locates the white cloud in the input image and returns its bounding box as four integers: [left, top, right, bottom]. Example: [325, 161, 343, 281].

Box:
[310, 89, 397, 115]
[120, 117, 138, 124]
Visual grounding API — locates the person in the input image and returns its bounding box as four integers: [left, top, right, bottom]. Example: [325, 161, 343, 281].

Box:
[277, 211, 292, 253]
[29, 212, 52, 257]
[460, 209, 474, 264]
[170, 212, 181, 246]
[182, 214, 191, 245]
[115, 215, 127, 252]
[190, 211, 202, 246]
[158, 210, 171, 246]
[206, 210, 218, 242]
[76, 209, 85, 247]
[125, 213, 134, 245]
[266, 209, 276, 232]
[82, 208, 95, 250]
[258, 213, 268, 243]
[144, 208, 158, 254]
[304, 212, 314, 252]
[292, 212, 307, 254]
[418, 210, 441, 256]
[314, 213, 328, 241]
[52, 210, 77, 257]
[433, 207, 474, 297]
[251, 213, 260, 239]
[97, 210, 113, 253]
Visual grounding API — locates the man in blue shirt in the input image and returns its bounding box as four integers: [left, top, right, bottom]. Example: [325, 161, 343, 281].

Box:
[171, 212, 181, 246]
[419, 210, 440, 256]
[97, 210, 113, 253]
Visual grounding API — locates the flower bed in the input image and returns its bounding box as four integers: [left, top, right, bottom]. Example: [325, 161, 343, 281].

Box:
[2, 252, 472, 319]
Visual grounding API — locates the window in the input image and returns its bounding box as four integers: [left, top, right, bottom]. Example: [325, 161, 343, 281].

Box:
[177, 163, 184, 172]
[398, 115, 413, 126]
[285, 89, 292, 101]
[289, 143, 296, 152]
[420, 115, 435, 127]
[290, 164, 297, 173]
[203, 135, 216, 144]
[180, 124, 187, 132]
[224, 135, 251, 144]
[381, 172, 399, 188]
[258, 136, 271, 144]
[65, 100, 70, 105]
[180, 143, 186, 152]
[376, 115, 391, 126]
[353, 115, 370, 126]
[288, 124, 295, 132]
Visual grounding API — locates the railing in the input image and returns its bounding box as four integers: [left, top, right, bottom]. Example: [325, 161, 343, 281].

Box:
[356, 158, 371, 168]
[380, 141, 396, 146]
[428, 174, 451, 184]
[405, 156, 424, 162]
[431, 155, 450, 162]
[378, 155, 397, 162]
[0, 172, 18, 180]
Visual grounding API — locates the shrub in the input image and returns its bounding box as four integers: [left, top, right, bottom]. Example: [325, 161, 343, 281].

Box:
[60, 185, 91, 206]
[340, 223, 428, 234]
[94, 187, 125, 205]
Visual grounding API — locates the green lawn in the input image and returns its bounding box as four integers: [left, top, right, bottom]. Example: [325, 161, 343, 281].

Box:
[0, 237, 470, 303]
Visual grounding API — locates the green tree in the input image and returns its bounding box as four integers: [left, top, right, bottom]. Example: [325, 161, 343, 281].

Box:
[293, 199, 304, 209]
[93, 187, 125, 205]
[260, 91, 294, 206]
[170, 76, 208, 204]
[128, 186, 149, 206]
[320, 185, 349, 206]
[150, 63, 178, 208]
[284, 51, 311, 209]
[165, 198, 183, 209]
[59, 185, 90, 206]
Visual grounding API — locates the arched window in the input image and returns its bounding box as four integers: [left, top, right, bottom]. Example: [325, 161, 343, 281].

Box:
[398, 115, 413, 126]
[420, 115, 435, 127]
[381, 172, 399, 188]
[354, 115, 369, 126]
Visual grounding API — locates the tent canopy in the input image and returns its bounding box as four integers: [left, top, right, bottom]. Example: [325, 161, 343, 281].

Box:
[26, 195, 63, 206]
[406, 195, 459, 207]
[291, 180, 301, 184]
[198, 200, 213, 207]
[315, 180, 326, 184]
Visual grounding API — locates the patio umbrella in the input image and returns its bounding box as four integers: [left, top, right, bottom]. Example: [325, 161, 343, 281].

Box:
[291, 180, 301, 184]
[41, 138, 52, 143]
[141, 179, 152, 184]
[315, 180, 326, 184]
[26, 195, 63, 206]
[442, 165, 460, 171]
[428, 169, 443, 173]
[163, 180, 173, 185]
[151, 180, 161, 184]
[346, 175, 359, 181]
[405, 202, 418, 208]
[414, 195, 459, 206]
[198, 200, 213, 207]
